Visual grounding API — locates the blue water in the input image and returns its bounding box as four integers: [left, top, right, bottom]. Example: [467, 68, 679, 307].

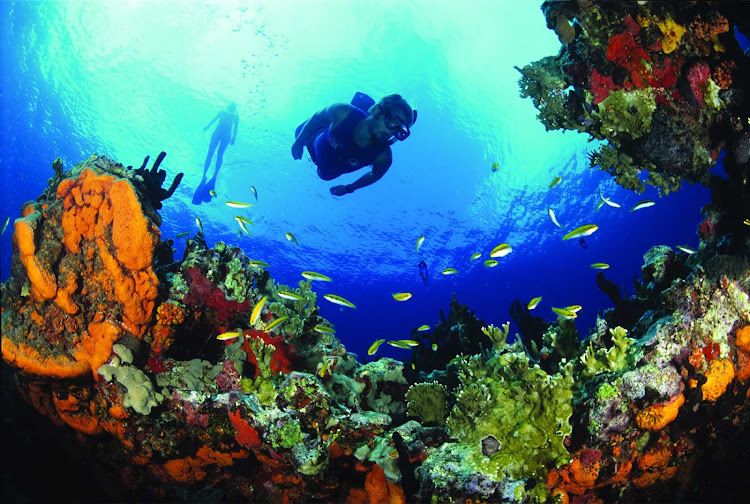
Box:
[0, 1, 709, 361]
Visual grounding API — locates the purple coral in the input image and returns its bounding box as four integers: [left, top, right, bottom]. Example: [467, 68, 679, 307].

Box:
[217, 360, 242, 393]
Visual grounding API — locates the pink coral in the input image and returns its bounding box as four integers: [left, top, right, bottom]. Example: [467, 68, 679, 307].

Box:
[182, 266, 251, 322]
[216, 360, 242, 393]
[687, 61, 711, 107]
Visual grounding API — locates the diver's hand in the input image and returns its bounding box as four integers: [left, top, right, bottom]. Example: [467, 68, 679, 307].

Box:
[330, 185, 353, 196]
[291, 141, 304, 160]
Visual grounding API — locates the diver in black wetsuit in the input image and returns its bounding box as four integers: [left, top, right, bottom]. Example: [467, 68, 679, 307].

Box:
[193, 102, 239, 204]
[291, 93, 417, 196]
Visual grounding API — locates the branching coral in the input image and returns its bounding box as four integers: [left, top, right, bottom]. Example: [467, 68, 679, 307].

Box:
[405, 382, 448, 426]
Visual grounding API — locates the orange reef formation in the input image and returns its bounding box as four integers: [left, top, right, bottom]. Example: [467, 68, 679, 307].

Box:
[2, 4, 750, 502]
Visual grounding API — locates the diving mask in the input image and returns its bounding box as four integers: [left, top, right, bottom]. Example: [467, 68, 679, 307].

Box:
[383, 109, 417, 144]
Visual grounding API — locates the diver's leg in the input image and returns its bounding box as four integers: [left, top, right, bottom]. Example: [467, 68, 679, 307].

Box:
[211, 138, 230, 183]
[203, 135, 220, 178]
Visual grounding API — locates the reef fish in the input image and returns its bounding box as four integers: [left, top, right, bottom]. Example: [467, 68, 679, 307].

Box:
[368, 339, 386, 355]
[250, 296, 268, 325]
[250, 185, 258, 201]
[548, 208, 563, 228]
[549, 176, 562, 188]
[527, 296, 542, 310]
[387, 340, 416, 349]
[490, 243, 512, 258]
[744, 218, 750, 227]
[226, 200, 253, 209]
[277, 291, 305, 302]
[484, 259, 498, 268]
[419, 261, 428, 285]
[598, 191, 621, 208]
[431, 343, 438, 351]
[416, 235, 425, 254]
[676, 244, 697, 255]
[491, 162, 500, 172]
[562, 224, 598, 241]
[195, 217, 203, 233]
[249, 260, 269, 268]
[417, 324, 430, 331]
[265, 316, 288, 332]
[314, 324, 335, 334]
[470, 252, 481, 261]
[285, 232, 299, 245]
[441, 267, 458, 275]
[1, 217, 9, 235]
[564, 305, 582, 313]
[392, 292, 412, 301]
[590, 263, 610, 269]
[323, 293, 356, 309]
[301, 271, 332, 282]
[552, 306, 577, 319]
[630, 200, 655, 212]
[235, 217, 251, 236]
[175, 231, 190, 238]
[216, 331, 242, 341]
[209, 190, 217, 197]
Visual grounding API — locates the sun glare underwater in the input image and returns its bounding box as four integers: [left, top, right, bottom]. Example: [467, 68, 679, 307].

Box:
[0, 1, 710, 361]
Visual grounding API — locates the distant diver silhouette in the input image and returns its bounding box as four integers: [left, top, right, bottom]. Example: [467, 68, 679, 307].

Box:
[193, 102, 239, 205]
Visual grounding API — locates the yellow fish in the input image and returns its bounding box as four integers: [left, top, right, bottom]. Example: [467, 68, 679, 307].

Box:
[209, 190, 217, 197]
[249, 260, 269, 268]
[301, 271, 332, 282]
[562, 224, 598, 241]
[590, 263, 610, 270]
[397, 339, 420, 347]
[470, 252, 481, 261]
[1, 217, 9, 235]
[490, 243, 512, 258]
[387, 340, 414, 349]
[368, 339, 386, 356]
[175, 231, 191, 238]
[217, 331, 242, 341]
[630, 200, 655, 212]
[265, 316, 288, 332]
[598, 191, 621, 208]
[226, 200, 253, 209]
[250, 186, 258, 201]
[277, 291, 305, 302]
[548, 208, 563, 228]
[484, 259, 498, 268]
[527, 296, 542, 310]
[744, 219, 750, 227]
[549, 176, 562, 188]
[431, 343, 438, 351]
[491, 162, 500, 172]
[552, 306, 577, 319]
[235, 217, 251, 236]
[564, 305, 582, 313]
[314, 324, 335, 334]
[676, 245, 697, 255]
[250, 295, 268, 325]
[195, 217, 204, 233]
[323, 293, 356, 309]
[286, 232, 299, 245]
[392, 292, 412, 301]
[235, 215, 254, 224]
[442, 267, 458, 275]
[417, 324, 430, 331]
[416, 235, 425, 253]
[172, 248, 177, 253]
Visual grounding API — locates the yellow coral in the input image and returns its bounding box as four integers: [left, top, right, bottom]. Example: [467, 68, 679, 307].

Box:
[702, 358, 734, 401]
[657, 17, 686, 54]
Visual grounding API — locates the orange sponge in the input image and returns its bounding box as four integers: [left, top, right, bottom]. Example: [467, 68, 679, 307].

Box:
[702, 358, 734, 401]
[636, 393, 684, 431]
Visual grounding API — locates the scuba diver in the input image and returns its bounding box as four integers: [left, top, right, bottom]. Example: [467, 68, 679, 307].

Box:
[193, 102, 239, 204]
[291, 93, 417, 196]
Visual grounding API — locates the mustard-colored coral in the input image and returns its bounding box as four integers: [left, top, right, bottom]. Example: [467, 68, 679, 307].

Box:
[702, 358, 734, 401]
[635, 393, 684, 431]
[657, 17, 686, 54]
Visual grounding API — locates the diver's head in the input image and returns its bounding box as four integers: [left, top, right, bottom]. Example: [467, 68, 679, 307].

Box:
[227, 101, 237, 113]
[369, 94, 417, 144]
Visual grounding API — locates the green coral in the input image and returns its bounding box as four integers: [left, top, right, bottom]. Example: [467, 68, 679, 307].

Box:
[243, 337, 278, 404]
[224, 256, 250, 303]
[98, 346, 164, 415]
[268, 418, 304, 450]
[595, 89, 656, 143]
[440, 341, 574, 500]
[542, 318, 580, 359]
[581, 326, 635, 377]
[589, 143, 649, 194]
[405, 382, 448, 426]
[264, 279, 318, 337]
[481, 323, 510, 351]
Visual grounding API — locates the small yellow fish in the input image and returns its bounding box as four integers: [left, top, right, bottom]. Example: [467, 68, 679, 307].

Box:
[676, 244, 697, 255]
[368, 339, 386, 356]
[549, 176, 562, 188]
[484, 259, 499, 268]
[249, 260, 269, 268]
[491, 162, 500, 172]
[235, 215, 254, 224]
[548, 208, 563, 228]
[416, 235, 425, 254]
[175, 231, 191, 238]
[301, 271, 332, 282]
[598, 191, 621, 208]
[277, 291, 305, 302]
[209, 190, 217, 197]
[490, 243, 512, 258]
[630, 200, 655, 212]
[172, 248, 177, 253]
[431, 343, 438, 351]
[562, 224, 598, 241]
[217, 331, 242, 341]
[387, 340, 413, 350]
[196, 217, 204, 233]
[470, 252, 481, 261]
[564, 305, 582, 313]
[744, 218, 750, 227]
[442, 267, 458, 275]
[1, 217, 9, 235]
[286, 232, 299, 245]
[237, 230, 242, 238]
[392, 292, 412, 301]
[552, 306, 577, 319]
[590, 263, 610, 270]
[314, 324, 336, 334]
[596, 200, 605, 212]
[265, 316, 289, 332]
[417, 324, 430, 331]
[250, 295, 268, 325]
[411, 363, 416, 370]
[235, 217, 251, 236]
[527, 296, 542, 310]
[396, 339, 420, 347]
[323, 293, 356, 309]
[250, 185, 258, 201]
[226, 200, 253, 209]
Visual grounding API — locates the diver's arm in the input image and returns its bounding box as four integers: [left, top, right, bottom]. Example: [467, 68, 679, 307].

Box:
[292, 104, 350, 153]
[204, 113, 219, 131]
[231, 114, 239, 144]
[331, 150, 392, 195]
